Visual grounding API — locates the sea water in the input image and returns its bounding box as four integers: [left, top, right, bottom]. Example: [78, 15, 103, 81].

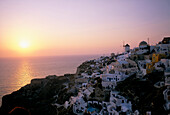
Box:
[0, 55, 100, 106]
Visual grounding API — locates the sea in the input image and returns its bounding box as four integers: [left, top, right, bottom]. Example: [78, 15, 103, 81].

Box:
[0, 55, 100, 106]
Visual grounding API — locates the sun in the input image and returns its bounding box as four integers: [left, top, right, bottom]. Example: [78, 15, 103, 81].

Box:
[19, 40, 30, 48]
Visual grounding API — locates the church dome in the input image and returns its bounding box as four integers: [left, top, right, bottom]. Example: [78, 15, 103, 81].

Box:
[139, 41, 147, 46]
[125, 44, 130, 47]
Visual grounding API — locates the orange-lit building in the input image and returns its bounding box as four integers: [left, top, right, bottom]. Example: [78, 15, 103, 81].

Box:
[146, 53, 166, 74]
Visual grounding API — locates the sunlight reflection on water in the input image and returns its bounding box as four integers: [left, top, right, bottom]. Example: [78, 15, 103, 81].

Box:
[15, 60, 33, 88]
[0, 55, 100, 106]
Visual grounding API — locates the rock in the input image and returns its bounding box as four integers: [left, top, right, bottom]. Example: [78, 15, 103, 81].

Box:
[0, 74, 75, 115]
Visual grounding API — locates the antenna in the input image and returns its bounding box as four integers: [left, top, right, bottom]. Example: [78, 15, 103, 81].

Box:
[148, 38, 149, 45]
[123, 41, 125, 47]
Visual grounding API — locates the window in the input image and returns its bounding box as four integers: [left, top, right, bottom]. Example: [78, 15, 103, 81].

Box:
[122, 100, 124, 103]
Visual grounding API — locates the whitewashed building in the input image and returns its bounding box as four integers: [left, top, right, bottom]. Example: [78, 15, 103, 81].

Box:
[136, 41, 150, 55]
[163, 86, 170, 110]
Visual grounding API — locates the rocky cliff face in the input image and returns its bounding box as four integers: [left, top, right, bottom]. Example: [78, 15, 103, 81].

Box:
[0, 74, 76, 115]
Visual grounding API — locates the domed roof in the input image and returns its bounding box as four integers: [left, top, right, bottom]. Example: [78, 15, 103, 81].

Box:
[125, 44, 130, 47]
[139, 41, 147, 46]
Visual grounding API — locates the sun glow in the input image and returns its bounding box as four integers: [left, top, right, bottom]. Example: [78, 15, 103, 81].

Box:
[19, 40, 30, 48]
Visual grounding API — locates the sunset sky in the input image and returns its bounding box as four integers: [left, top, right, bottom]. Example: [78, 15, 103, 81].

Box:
[0, 0, 170, 57]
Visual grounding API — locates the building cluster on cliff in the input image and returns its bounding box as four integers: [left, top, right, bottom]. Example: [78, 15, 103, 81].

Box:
[55, 37, 170, 115]
[1, 38, 170, 115]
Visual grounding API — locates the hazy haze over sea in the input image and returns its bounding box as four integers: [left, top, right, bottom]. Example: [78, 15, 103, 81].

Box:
[0, 55, 100, 105]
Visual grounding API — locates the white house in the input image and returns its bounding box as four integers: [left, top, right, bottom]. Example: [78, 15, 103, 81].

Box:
[161, 59, 170, 68]
[163, 86, 170, 110]
[73, 97, 87, 114]
[154, 61, 164, 72]
[156, 37, 170, 55]
[113, 59, 138, 75]
[102, 72, 129, 83]
[138, 60, 151, 76]
[109, 91, 132, 114]
[165, 67, 170, 86]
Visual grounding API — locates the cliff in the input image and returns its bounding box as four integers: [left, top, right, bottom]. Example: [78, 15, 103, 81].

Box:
[0, 56, 169, 115]
[0, 74, 76, 115]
